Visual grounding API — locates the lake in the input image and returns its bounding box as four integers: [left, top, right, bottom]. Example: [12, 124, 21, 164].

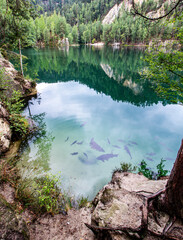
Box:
[20, 46, 183, 200]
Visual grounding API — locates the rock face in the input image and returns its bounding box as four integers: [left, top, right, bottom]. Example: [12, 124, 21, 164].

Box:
[90, 172, 170, 239]
[0, 194, 29, 240]
[102, 3, 123, 25]
[0, 103, 12, 155]
[0, 53, 37, 155]
[0, 55, 37, 98]
[102, 0, 172, 26]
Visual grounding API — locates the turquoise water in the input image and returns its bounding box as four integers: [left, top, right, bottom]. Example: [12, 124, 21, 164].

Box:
[21, 46, 183, 200]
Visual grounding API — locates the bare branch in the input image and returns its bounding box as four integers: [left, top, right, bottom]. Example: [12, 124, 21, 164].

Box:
[168, 69, 183, 79]
[132, 0, 183, 21]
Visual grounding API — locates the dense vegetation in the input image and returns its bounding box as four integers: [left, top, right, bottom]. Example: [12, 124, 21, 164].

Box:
[0, 0, 182, 48]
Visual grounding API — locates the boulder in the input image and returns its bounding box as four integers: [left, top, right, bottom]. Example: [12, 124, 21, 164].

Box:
[90, 172, 169, 239]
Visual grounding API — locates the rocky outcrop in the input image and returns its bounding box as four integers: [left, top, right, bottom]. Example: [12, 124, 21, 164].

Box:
[88, 172, 182, 239]
[0, 194, 30, 240]
[102, 3, 123, 25]
[102, 0, 172, 26]
[0, 53, 37, 155]
[0, 103, 12, 154]
[0, 55, 37, 98]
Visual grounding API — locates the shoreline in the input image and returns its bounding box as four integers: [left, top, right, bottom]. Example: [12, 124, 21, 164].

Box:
[0, 49, 180, 240]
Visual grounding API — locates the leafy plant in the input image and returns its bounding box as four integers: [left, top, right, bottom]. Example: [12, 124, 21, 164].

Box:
[138, 159, 169, 180]
[15, 172, 81, 214]
[138, 160, 154, 179]
[35, 174, 60, 213]
[156, 159, 169, 179]
[0, 68, 30, 136]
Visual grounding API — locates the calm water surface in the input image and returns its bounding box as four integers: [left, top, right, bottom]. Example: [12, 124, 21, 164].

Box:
[20, 46, 183, 199]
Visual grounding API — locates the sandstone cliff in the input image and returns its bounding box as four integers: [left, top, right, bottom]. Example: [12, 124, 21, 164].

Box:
[102, 0, 171, 25]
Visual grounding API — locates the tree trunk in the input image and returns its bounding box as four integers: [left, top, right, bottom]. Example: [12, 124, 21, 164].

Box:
[162, 139, 183, 219]
[19, 39, 24, 76]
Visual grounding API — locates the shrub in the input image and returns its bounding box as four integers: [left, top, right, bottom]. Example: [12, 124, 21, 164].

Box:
[138, 160, 154, 179]
[156, 159, 169, 179]
[15, 173, 83, 215]
[120, 162, 137, 172]
[138, 159, 169, 180]
[92, 38, 96, 44]
[0, 68, 30, 136]
[112, 162, 136, 174]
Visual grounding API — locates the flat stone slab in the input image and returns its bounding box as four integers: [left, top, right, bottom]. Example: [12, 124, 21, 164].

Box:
[91, 172, 169, 239]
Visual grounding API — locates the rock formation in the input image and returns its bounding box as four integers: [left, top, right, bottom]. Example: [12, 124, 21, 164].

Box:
[87, 172, 183, 239]
[0, 53, 37, 154]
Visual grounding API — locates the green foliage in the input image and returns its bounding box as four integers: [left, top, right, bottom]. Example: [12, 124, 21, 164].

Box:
[92, 38, 96, 44]
[35, 174, 60, 213]
[142, 13, 183, 104]
[120, 162, 137, 172]
[156, 159, 169, 178]
[15, 172, 88, 214]
[138, 160, 154, 179]
[1, 0, 180, 47]
[0, 0, 37, 49]
[138, 159, 169, 180]
[15, 173, 60, 214]
[112, 162, 136, 174]
[0, 68, 29, 136]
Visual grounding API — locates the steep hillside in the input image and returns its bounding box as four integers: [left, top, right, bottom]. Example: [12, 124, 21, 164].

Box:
[35, 0, 120, 25]
[102, 2, 123, 24]
[102, 0, 177, 25]
[1, 0, 181, 47]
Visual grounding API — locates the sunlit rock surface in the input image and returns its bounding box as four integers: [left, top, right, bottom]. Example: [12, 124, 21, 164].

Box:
[0, 103, 11, 154]
[91, 172, 169, 239]
[102, 3, 123, 25]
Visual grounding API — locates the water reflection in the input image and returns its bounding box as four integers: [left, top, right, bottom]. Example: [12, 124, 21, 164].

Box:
[23, 46, 167, 106]
[19, 46, 183, 199]
[19, 111, 54, 174]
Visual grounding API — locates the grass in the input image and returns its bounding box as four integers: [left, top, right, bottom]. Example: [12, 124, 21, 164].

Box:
[112, 162, 137, 174]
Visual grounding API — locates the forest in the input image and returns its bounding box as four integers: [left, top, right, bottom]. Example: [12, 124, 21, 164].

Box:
[0, 0, 183, 239]
[0, 0, 182, 48]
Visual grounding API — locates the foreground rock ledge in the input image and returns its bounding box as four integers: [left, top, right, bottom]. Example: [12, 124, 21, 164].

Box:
[89, 172, 183, 240]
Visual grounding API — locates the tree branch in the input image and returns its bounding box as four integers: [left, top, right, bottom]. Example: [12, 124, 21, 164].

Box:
[168, 69, 183, 79]
[132, 0, 183, 21]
